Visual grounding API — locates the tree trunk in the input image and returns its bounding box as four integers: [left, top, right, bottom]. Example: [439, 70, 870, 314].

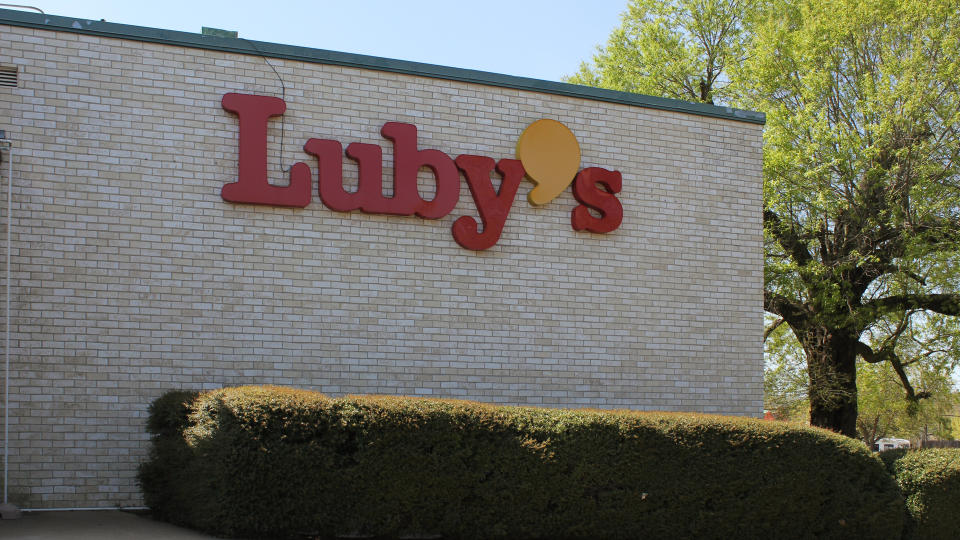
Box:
[799, 326, 859, 438]
[857, 414, 881, 448]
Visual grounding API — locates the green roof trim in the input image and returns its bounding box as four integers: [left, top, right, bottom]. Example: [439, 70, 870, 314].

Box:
[0, 8, 765, 125]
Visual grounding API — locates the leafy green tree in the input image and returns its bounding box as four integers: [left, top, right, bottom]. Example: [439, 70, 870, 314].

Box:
[855, 361, 903, 447]
[571, 0, 960, 438]
[763, 314, 809, 421]
[765, 315, 959, 446]
[857, 359, 958, 447]
[751, 0, 960, 437]
[566, 0, 752, 104]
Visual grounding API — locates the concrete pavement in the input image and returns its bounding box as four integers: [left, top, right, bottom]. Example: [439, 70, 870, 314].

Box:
[0, 510, 224, 539]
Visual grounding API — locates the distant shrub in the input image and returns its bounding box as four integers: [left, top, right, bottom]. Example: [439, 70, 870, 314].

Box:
[139, 386, 903, 539]
[884, 448, 960, 540]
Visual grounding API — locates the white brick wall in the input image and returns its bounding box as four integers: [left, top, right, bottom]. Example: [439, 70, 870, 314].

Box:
[0, 23, 763, 508]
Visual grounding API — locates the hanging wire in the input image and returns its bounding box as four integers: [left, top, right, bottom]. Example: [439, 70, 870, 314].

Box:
[0, 4, 45, 14]
[241, 38, 290, 174]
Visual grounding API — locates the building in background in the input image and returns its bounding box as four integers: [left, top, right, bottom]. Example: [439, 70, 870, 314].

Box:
[0, 8, 764, 509]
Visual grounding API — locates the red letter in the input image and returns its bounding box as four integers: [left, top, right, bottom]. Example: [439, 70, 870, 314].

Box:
[452, 156, 525, 250]
[303, 138, 353, 212]
[381, 122, 459, 219]
[571, 167, 623, 233]
[346, 142, 403, 214]
[304, 139, 406, 214]
[220, 93, 310, 208]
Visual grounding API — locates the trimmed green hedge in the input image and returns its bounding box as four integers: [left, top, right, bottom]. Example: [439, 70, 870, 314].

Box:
[882, 448, 960, 540]
[139, 386, 903, 539]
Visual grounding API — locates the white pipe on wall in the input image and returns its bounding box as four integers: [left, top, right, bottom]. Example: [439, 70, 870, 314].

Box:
[1, 139, 12, 506]
[22, 506, 151, 512]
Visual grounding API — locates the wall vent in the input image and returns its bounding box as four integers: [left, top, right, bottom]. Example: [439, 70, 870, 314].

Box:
[0, 66, 17, 87]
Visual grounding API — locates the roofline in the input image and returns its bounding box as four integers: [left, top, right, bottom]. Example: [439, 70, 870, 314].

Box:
[0, 8, 765, 125]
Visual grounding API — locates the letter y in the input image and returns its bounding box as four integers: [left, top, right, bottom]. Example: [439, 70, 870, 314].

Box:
[452, 156, 525, 250]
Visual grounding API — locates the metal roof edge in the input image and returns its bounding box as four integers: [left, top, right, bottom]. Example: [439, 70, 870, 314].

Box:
[0, 7, 765, 125]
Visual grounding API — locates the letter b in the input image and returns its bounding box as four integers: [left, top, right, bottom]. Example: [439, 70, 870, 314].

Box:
[381, 122, 459, 219]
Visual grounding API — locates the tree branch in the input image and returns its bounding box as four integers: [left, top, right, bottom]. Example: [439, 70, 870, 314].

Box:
[764, 318, 786, 341]
[887, 353, 932, 403]
[863, 294, 960, 317]
[764, 209, 814, 266]
[764, 292, 809, 328]
[855, 341, 926, 402]
[855, 341, 890, 364]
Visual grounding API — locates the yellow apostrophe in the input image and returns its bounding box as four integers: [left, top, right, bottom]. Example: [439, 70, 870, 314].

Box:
[516, 119, 581, 206]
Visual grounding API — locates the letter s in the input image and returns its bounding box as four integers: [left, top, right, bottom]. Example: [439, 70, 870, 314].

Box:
[571, 167, 623, 234]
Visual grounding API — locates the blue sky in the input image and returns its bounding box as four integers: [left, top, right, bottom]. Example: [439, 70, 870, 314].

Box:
[14, 0, 629, 81]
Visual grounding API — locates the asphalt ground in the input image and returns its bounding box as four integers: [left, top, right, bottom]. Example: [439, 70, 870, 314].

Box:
[0, 510, 224, 539]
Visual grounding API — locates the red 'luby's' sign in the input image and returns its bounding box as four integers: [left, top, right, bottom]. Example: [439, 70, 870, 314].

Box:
[221, 93, 623, 250]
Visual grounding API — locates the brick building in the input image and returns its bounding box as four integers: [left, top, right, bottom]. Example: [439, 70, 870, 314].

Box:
[0, 8, 764, 509]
